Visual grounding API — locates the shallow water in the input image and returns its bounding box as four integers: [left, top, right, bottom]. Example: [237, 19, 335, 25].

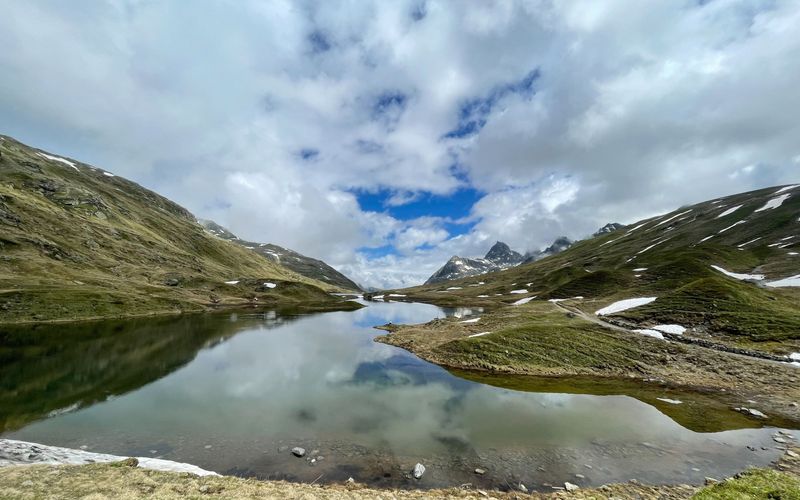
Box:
[0, 301, 792, 490]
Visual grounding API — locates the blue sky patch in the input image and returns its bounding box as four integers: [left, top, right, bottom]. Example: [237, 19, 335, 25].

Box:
[354, 186, 482, 221]
[357, 244, 397, 258]
[444, 68, 540, 139]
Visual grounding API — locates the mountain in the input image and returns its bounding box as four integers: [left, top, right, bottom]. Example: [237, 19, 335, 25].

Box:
[425, 241, 524, 285]
[0, 135, 359, 324]
[523, 236, 575, 263]
[593, 222, 624, 236]
[198, 220, 361, 291]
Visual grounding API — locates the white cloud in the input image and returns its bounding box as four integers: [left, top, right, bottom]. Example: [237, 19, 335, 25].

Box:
[1, 0, 799, 289]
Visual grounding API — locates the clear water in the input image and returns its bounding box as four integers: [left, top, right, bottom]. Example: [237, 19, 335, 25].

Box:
[0, 301, 791, 490]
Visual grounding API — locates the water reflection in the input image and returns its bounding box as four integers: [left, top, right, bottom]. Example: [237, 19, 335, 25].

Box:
[0, 302, 791, 490]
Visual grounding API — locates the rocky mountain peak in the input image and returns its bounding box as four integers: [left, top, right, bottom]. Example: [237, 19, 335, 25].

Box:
[594, 223, 624, 236]
[484, 241, 523, 267]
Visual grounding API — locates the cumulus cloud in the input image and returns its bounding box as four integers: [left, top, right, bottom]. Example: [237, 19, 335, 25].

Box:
[1, 0, 798, 289]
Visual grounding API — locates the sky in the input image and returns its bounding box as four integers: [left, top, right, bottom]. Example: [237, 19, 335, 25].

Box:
[1, 0, 799, 289]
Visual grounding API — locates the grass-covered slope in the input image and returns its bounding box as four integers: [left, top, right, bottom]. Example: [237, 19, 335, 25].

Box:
[377, 184, 800, 352]
[199, 219, 361, 291]
[0, 135, 357, 323]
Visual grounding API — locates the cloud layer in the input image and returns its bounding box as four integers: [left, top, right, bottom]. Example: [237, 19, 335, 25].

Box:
[2, 0, 799, 288]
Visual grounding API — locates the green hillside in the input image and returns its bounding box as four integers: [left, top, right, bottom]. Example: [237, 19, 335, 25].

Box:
[0, 135, 359, 324]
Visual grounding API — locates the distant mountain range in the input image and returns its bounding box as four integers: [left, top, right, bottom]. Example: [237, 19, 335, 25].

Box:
[425, 237, 577, 285]
[198, 220, 361, 291]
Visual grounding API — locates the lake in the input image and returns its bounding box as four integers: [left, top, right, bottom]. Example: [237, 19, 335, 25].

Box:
[0, 301, 791, 491]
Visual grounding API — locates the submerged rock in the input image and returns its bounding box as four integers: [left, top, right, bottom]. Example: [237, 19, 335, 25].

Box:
[413, 463, 425, 479]
[564, 482, 579, 491]
[291, 447, 306, 457]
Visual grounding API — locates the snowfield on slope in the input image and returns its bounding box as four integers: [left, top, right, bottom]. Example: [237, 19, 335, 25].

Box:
[766, 274, 800, 287]
[595, 297, 657, 316]
[37, 152, 79, 171]
[0, 439, 218, 476]
[754, 193, 791, 212]
[710, 265, 765, 281]
[512, 296, 536, 305]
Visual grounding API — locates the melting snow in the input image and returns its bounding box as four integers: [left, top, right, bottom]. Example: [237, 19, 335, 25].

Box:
[710, 265, 765, 281]
[652, 324, 686, 335]
[765, 274, 800, 287]
[388, 294, 406, 297]
[754, 193, 791, 212]
[699, 235, 714, 243]
[653, 209, 692, 228]
[373, 295, 385, 300]
[0, 439, 218, 476]
[633, 268, 647, 272]
[447, 287, 463, 290]
[625, 222, 648, 234]
[509, 289, 528, 294]
[263, 282, 277, 288]
[460, 318, 481, 323]
[102, 172, 115, 177]
[224, 280, 239, 285]
[548, 298, 567, 303]
[716, 205, 743, 218]
[638, 239, 667, 254]
[633, 329, 665, 340]
[789, 252, 798, 256]
[512, 296, 536, 306]
[737, 237, 762, 248]
[718, 220, 746, 233]
[37, 152, 79, 171]
[477, 295, 489, 298]
[656, 398, 683, 405]
[595, 297, 657, 316]
[775, 185, 800, 194]
[468, 332, 491, 338]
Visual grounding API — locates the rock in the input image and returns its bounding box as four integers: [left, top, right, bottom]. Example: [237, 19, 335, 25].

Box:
[413, 463, 426, 479]
[786, 450, 799, 458]
[774, 437, 788, 444]
[518, 483, 528, 492]
[575, 473, 585, 479]
[164, 278, 180, 286]
[790, 402, 798, 407]
[291, 447, 306, 457]
[474, 468, 486, 475]
[117, 458, 138, 467]
[704, 477, 718, 485]
[346, 477, 355, 484]
[564, 481, 579, 491]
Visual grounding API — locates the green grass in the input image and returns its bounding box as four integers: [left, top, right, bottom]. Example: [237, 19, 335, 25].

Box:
[693, 468, 800, 499]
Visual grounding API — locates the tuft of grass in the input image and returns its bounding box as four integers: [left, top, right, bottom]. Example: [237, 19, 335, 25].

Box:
[693, 468, 800, 499]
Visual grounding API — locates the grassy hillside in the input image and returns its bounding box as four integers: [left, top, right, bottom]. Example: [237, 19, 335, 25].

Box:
[0, 135, 358, 323]
[199, 219, 362, 291]
[375, 184, 800, 354]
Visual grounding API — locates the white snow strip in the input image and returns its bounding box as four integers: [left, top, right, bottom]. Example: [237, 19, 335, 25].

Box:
[699, 235, 714, 243]
[789, 252, 798, 256]
[509, 289, 528, 294]
[754, 193, 791, 212]
[468, 332, 491, 338]
[460, 318, 480, 323]
[656, 398, 683, 405]
[446, 287, 463, 290]
[716, 205, 743, 218]
[224, 280, 239, 285]
[548, 298, 567, 303]
[477, 295, 489, 298]
[37, 152, 78, 171]
[512, 296, 536, 306]
[718, 220, 746, 233]
[765, 274, 800, 288]
[600, 238, 619, 247]
[388, 294, 407, 297]
[595, 297, 657, 316]
[372, 295, 385, 299]
[263, 282, 277, 288]
[633, 329, 665, 340]
[710, 265, 765, 281]
[775, 184, 800, 194]
[737, 237, 762, 248]
[478, 281, 485, 285]
[633, 268, 648, 272]
[653, 209, 692, 228]
[625, 222, 648, 235]
[638, 239, 667, 254]
[0, 439, 218, 476]
[102, 171, 115, 177]
[652, 324, 686, 335]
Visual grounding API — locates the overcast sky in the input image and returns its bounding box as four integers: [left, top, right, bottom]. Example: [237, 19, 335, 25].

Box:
[2, 0, 799, 288]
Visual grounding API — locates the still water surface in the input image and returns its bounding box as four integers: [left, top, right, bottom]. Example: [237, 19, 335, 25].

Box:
[0, 301, 790, 490]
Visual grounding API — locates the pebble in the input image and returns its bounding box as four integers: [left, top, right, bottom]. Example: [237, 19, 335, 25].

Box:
[413, 463, 426, 479]
[564, 481, 579, 491]
[704, 477, 718, 485]
[204, 445, 212, 450]
[774, 437, 788, 444]
[474, 468, 486, 475]
[346, 477, 355, 484]
[518, 483, 528, 493]
[786, 450, 799, 458]
[291, 447, 306, 457]
[575, 473, 585, 479]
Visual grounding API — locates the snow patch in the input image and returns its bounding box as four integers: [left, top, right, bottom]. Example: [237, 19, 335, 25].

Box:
[710, 265, 765, 281]
[509, 289, 528, 294]
[224, 280, 239, 285]
[102, 172, 115, 177]
[460, 318, 480, 324]
[715, 205, 743, 218]
[633, 329, 665, 340]
[263, 282, 277, 288]
[446, 287, 463, 290]
[0, 439, 218, 476]
[775, 184, 800, 194]
[765, 274, 800, 288]
[512, 296, 536, 306]
[477, 295, 489, 298]
[37, 152, 78, 171]
[653, 209, 692, 228]
[656, 398, 683, 405]
[737, 237, 762, 248]
[468, 332, 491, 338]
[754, 193, 791, 212]
[718, 220, 746, 233]
[595, 297, 657, 316]
[388, 294, 406, 297]
[652, 324, 686, 335]
[633, 268, 647, 272]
